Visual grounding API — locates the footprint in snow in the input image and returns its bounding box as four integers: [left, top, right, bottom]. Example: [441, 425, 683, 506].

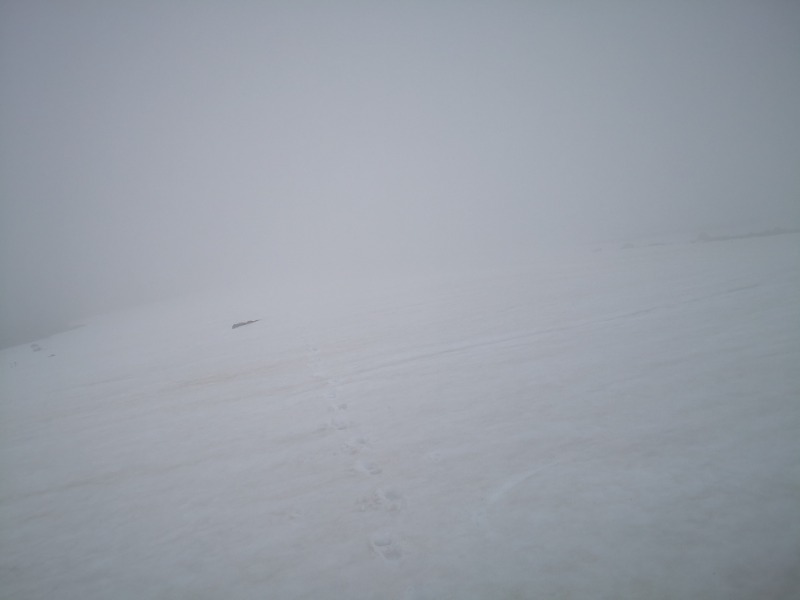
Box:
[356, 487, 405, 512]
[353, 460, 382, 476]
[426, 451, 443, 464]
[327, 403, 350, 430]
[370, 531, 402, 561]
[342, 436, 369, 455]
[329, 415, 350, 431]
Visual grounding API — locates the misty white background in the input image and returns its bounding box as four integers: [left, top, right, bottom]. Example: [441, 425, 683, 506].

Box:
[1, 1, 799, 347]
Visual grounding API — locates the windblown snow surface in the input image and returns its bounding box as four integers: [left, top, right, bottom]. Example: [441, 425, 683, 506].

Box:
[2, 235, 799, 600]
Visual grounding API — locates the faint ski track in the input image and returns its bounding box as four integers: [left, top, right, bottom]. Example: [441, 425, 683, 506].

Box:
[342, 281, 767, 383]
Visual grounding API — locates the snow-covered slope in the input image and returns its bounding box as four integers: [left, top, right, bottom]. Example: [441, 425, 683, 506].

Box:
[2, 235, 799, 599]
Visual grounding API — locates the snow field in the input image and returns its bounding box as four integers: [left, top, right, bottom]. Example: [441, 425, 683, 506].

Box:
[1, 235, 799, 599]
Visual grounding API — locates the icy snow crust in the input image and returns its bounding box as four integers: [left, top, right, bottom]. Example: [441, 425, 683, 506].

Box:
[2, 236, 799, 599]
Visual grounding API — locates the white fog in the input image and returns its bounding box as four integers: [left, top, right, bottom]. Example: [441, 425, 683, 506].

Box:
[1, 2, 799, 598]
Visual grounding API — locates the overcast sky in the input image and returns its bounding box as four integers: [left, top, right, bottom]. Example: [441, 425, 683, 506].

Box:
[1, 1, 799, 347]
